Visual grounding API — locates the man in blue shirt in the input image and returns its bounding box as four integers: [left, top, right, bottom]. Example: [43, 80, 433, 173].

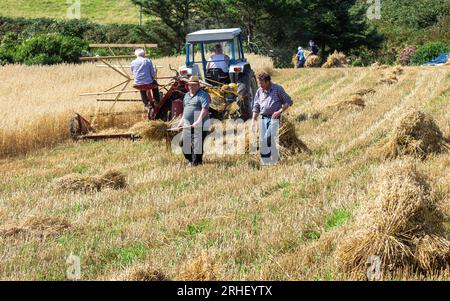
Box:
[296, 47, 306, 68]
[176, 76, 210, 167]
[252, 72, 293, 166]
[131, 49, 160, 108]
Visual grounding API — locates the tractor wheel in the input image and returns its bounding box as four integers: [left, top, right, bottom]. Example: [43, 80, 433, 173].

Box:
[70, 113, 93, 139]
[237, 69, 258, 121]
[154, 100, 172, 121]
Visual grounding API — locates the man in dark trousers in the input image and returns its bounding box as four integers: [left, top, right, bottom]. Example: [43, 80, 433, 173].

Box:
[309, 40, 319, 55]
[131, 49, 160, 110]
[176, 76, 210, 167]
[252, 72, 293, 166]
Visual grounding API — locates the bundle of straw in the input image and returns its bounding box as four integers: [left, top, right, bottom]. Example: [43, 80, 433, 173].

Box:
[52, 169, 127, 193]
[322, 50, 348, 68]
[0, 216, 71, 238]
[278, 118, 310, 156]
[122, 265, 168, 281]
[334, 95, 366, 109]
[335, 160, 450, 279]
[378, 110, 446, 160]
[378, 75, 398, 85]
[292, 54, 299, 67]
[129, 120, 181, 147]
[305, 55, 321, 67]
[353, 88, 376, 97]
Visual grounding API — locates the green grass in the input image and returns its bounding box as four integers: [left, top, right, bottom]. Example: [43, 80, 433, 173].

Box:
[325, 208, 352, 231]
[0, 0, 145, 24]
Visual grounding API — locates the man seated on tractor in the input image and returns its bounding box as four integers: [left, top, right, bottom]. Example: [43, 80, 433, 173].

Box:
[206, 44, 231, 85]
[131, 49, 160, 110]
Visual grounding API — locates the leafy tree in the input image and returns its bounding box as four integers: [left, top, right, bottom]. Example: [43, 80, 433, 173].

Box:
[131, 0, 202, 52]
[299, 0, 382, 58]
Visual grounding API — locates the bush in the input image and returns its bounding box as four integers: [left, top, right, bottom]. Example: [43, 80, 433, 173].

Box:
[16, 34, 88, 65]
[410, 42, 450, 65]
[0, 32, 20, 65]
[399, 46, 417, 66]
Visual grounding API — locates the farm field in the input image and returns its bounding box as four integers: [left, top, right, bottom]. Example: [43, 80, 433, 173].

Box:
[0, 0, 143, 24]
[0, 58, 449, 280]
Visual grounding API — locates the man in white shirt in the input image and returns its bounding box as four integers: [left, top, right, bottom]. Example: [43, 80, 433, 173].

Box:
[206, 44, 230, 73]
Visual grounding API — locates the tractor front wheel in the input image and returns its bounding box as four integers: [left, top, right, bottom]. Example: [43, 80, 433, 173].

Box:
[237, 69, 258, 121]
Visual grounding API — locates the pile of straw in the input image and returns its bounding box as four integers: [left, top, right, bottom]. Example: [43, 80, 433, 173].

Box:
[391, 66, 404, 75]
[371, 62, 389, 69]
[305, 55, 322, 67]
[378, 67, 403, 85]
[292, 54, 299, 67]
[122, 265, 168, 281]
[129, 120, 180, 146]
[178, 251, 218, 281]
[52, 169, 127, 193]
[129, 120, 170, 141]
[295, 112, 325, 123]
[278, 118, 310, 156]
[378, 110, 447, 160]
[353, 88, 376, 97]
[336, 160, 450, 279]
[0, 216, 71, 239]
[334, 95, 365, 109]
[322, 51, 348, 68]
[378, 75, 398, 85]
[99, 169, 127, 189]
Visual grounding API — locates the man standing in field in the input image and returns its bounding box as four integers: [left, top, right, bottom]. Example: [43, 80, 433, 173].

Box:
[252, 72, 293, 166]
[175, 76, 210, 167]
[131, 49, 160, 110]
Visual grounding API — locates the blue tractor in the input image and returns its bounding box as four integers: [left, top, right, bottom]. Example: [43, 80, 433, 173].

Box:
[178, 28, 258, 120]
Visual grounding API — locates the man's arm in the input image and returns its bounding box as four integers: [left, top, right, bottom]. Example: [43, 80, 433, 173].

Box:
[251, 90, 261, 132]
[206, 56, 213, 70]
[130, 61, 135, 76]
[192, 108, 209, 128]
[272, 86, 293, 119]
[149, 60, 156, 79]
[176, 97, 186, 128]
[192, 93, 210, 128]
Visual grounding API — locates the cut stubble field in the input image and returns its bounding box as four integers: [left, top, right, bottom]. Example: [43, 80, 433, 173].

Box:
[0, 57, 449, 280]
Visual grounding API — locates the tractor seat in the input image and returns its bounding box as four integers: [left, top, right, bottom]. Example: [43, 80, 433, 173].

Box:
[133, 83, 158, 91]
[205, 68, 230, 86]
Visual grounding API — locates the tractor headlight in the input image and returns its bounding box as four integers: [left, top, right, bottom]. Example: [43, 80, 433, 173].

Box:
[179, 67, 192, 76]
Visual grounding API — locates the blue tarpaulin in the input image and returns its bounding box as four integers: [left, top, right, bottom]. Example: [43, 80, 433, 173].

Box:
[423, 52, 450, 66]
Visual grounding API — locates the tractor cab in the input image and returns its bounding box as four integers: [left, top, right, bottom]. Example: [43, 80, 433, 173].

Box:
[180, 28, 248, 85]
[179, 28, 258, 120]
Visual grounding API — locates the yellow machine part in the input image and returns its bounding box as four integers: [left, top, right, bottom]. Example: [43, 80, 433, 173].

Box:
[206, 84, 239, 114]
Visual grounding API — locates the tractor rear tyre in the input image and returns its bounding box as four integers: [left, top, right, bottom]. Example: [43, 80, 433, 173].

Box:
[237, 69, 258, 121]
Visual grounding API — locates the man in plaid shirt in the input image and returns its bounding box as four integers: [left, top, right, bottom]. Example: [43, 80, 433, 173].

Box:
[251, 72, 293, 165]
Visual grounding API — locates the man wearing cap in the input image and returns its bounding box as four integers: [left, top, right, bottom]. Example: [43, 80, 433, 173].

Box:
[131, 49, 160, 109]
[252, 72, 293, 166]
[296, 47, 306, 68]
[176, 76, 210, 167]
